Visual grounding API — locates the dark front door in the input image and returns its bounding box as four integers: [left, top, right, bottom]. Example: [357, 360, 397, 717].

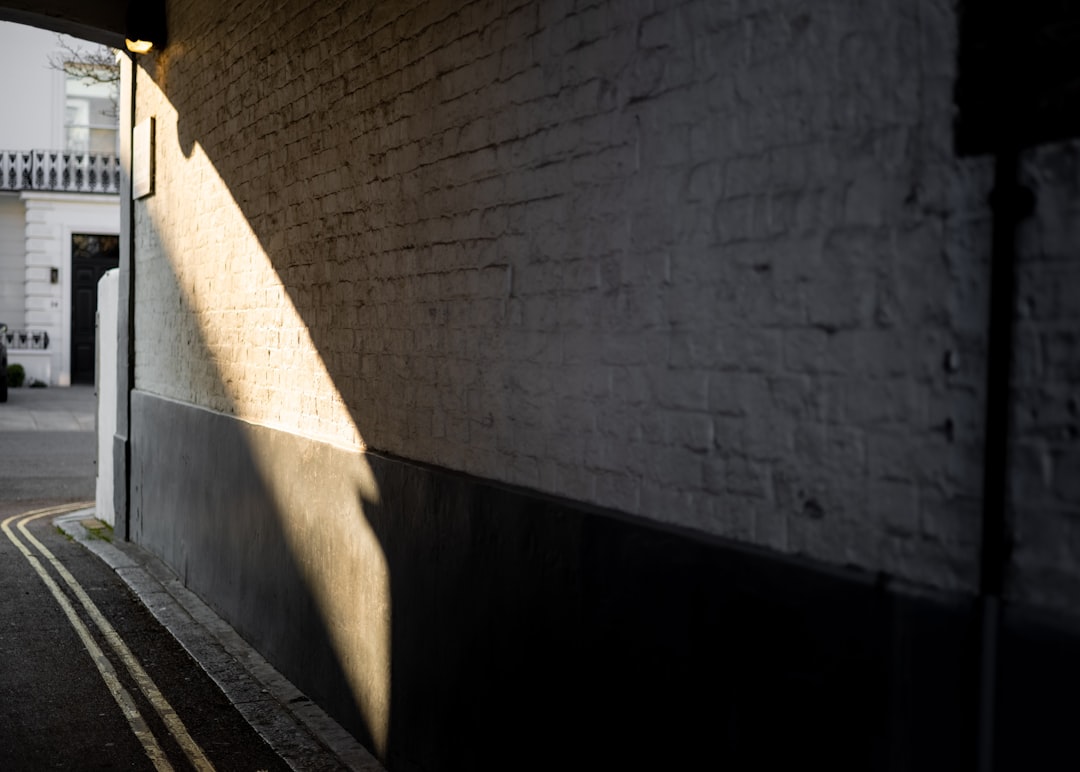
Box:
[71, 234, 119, 385]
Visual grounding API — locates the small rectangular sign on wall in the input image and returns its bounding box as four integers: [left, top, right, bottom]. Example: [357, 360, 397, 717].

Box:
[133, 117, 155, 199]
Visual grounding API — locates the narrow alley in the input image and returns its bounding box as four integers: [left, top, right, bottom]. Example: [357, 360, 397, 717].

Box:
[0, 385, 375, 770]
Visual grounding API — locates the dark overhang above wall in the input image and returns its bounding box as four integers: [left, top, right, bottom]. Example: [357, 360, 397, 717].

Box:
[5, 0, 1075, 157]
[957, 0, 1080, 155]
[0, 1, 124, 46]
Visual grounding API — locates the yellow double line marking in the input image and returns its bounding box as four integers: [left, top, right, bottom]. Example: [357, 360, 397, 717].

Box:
[2, 504, 214, 772]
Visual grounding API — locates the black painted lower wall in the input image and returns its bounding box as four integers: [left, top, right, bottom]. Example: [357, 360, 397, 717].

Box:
[129, 390, 1078, 771]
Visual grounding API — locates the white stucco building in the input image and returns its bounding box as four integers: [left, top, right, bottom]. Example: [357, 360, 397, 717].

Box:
[0, 21, 119, 386]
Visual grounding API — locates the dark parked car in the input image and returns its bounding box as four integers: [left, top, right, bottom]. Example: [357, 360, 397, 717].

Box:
[0, 322, 7, 403]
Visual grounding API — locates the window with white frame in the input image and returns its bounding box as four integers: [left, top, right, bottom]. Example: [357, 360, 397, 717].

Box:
[64, 64, 118, 155]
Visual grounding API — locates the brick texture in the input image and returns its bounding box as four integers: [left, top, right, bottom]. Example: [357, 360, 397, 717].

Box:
[133, 0, 1015, 593]
[1007, 140, 1080, 614]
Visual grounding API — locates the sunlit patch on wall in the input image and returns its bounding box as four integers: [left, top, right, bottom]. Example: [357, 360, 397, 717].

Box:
[132, 66, 390, 755]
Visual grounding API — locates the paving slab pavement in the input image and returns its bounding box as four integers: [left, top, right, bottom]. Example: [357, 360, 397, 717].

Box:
[0, 385, 98, 500]
[0, 383, 97, 432]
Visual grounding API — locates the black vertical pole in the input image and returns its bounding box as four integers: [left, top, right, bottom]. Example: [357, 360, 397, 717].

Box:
[976, 124, 1034, 772]
[115, 50, 136, 542]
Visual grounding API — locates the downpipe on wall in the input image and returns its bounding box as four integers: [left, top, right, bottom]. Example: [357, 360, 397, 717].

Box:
[976, 142, 1034, 772]
[115, 49, 137, 542]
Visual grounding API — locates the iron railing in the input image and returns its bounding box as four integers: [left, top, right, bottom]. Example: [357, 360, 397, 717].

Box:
[0, 150, 120, 195]
[2, 328, 50, 350]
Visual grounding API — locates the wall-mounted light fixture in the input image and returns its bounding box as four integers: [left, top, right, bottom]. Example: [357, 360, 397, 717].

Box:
[125, 1, 167, 54]
[125, 39, 155, 54]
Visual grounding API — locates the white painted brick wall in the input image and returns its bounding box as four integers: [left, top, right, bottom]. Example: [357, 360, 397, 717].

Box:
[1007, 140, 1080, 615]
[133, 0, 1013, 592]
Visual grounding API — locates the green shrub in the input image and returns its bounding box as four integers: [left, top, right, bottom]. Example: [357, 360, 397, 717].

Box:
[28, 379, 47, 388]
[6, 364, 24, 388]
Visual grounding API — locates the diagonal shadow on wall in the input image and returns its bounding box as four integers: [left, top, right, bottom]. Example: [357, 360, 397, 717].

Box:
[121, 2, 1080, 770]
[125, 11, 999, 771]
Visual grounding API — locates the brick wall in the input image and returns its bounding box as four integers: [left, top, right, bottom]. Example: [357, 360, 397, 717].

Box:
[1007, 139, 1080, 614]
[134, 0, 1004, 592]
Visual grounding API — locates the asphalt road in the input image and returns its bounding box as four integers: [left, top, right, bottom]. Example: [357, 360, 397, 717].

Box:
[0, 385, 97, 501]
[0, 504, 296, 770]
[0, 385, 314, 770]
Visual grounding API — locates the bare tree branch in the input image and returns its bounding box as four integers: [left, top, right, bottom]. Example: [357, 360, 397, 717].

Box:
[47, 35, 119, 85]
[47, 35, 120, 123]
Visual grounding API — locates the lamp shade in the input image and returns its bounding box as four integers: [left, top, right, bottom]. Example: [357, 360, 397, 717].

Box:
[125, 1, 167, 53]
